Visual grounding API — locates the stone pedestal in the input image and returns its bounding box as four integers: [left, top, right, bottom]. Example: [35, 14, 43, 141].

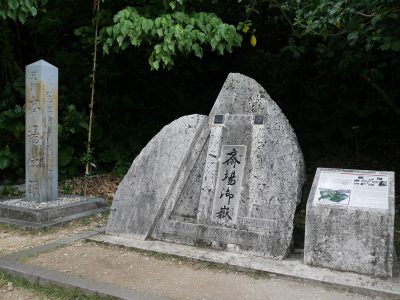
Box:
[25, 60, 58, 203]
[0, 196, 107, 229]
[304, 168, 395, 278]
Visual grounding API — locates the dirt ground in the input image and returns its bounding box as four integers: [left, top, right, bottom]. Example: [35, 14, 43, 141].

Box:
[0, 214, 107, 257]
[25, 241, 383, 300]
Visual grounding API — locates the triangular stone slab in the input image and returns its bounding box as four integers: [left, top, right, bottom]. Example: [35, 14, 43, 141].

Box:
[107, 73, 305, 258]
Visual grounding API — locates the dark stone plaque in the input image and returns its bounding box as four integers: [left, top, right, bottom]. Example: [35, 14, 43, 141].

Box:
[254, 115, 264, 125]
[214, 114, 224, 124]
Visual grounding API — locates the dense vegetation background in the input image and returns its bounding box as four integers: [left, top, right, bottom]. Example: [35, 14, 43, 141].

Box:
[0, 0, 399, 185]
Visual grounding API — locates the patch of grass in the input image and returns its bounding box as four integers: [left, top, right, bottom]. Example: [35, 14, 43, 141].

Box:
[79, 218, 92, 226]
[0, 185, 21, 196]
[60, 183, 74, 195]
[18, 243, 66, 263]
[0, 270, 115, 299]
[249, 270, 271, 280]
[200, 261, 228, 271]
[0, 223, 38, 236]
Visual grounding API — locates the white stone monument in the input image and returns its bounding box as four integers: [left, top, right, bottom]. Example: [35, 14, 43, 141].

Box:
[304, 168, 395, 277]
[107, 73, 306, 259]
[25, 60, 58, 203]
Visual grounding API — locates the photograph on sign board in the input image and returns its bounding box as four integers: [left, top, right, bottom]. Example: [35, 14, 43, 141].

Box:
[317, 188, 351, 205]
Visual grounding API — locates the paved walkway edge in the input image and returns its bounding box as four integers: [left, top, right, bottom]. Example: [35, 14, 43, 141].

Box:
[88, 234, 400, 299]
[0, 228, 166, 300]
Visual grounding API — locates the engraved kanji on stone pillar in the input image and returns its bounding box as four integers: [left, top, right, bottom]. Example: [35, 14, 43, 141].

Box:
[25, 60, 58, 203]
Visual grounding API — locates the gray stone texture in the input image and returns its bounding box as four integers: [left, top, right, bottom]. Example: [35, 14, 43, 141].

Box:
[304, 168, 395, 278]
[106, 114, 207, 239]
[107, 73, 305, 259]
[25, 60, 58, 203]
[0, 197, 107, 229]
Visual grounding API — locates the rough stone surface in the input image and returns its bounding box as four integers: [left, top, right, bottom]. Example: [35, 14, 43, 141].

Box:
[304, 168, 395, 278]
[107, 73, 305, 259]
[153, 73, 305, 259]
[106, 114, 207, 239]
[25, 60, 58, 203]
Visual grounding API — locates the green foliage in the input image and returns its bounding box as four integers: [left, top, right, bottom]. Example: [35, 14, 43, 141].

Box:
[58, 104, 90, 178]
[0, 0, 47, 23]
[100, 7, 242, 69]
[60, 182, 73, 195]
[292, 0, 400, 52]
[0, 185, 19, 196]
[0, 81, 24, 181]
[288, 0, 400, 117]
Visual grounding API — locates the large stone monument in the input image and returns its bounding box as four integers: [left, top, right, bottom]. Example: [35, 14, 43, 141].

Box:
[25, 60, 58, 203]
[304, 168, 395, 277]
[0, 60, 106, 228]
[107, 73, 305, 258]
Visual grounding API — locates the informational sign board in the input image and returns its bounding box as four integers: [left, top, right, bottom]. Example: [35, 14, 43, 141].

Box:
[313, 170, 389, 209]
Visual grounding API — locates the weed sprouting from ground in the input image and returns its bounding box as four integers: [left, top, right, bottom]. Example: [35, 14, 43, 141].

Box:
[0, 271, 115, 299]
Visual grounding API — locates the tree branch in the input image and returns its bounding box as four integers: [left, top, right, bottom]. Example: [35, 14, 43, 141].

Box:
[269, 0, 298, 37]
[355, 11, 376, 18]
[361, 74, 400, 116]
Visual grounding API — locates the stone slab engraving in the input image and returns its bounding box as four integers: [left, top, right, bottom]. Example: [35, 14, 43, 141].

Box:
[107, 73, 305, 259]
[211, 145, 247, 224]
[304, 168, 395, 278]
[162, 221, 260, 246]
[242, 217, 277, 229]
[25, 60, 58, 203]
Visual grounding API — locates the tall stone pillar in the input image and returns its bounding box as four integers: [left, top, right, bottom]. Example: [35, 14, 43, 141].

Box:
[25, 60, 58, 203]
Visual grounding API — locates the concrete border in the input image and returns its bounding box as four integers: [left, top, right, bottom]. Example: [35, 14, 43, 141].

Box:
[0, 196, 108, 229]
[0, 207, 108, 229]
[88, 234, 400, 299]
[0, 228, 167, 300]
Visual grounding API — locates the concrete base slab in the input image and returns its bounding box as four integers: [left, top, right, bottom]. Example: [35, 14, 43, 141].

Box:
[0, 196, 108, 229]
[88, 234, 400, 299]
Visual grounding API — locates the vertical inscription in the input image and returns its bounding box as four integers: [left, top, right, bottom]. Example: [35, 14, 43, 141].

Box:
[26, 69, 41, 203]
[25, 60, 58, 203]
[45, 89, 55, 182]
[211, 145, 247, 224]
